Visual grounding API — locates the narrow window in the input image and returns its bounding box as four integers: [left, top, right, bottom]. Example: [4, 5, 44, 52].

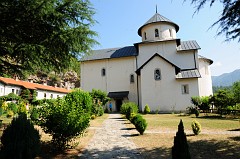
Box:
[130, 74, 134, 83]
[154, 69, 161, 80]
[16, 89, 19, 95]
[144, 32, 147, 40]
[51, 94, 53, 98]
[12, 89, 14, 93]
[182, 85, 189, 94]
[101, 68, 106, 76]
[155, 29, 159, 37]
[57, 95, 59, 98]
[169, 29, 172, 37]
[44, 93, 47, 98]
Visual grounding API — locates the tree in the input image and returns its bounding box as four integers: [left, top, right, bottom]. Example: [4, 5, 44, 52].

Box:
[187, 0, 240, 42]
[210, 89, 235, 110]
[172, 119, 191, 159]
[0, 0, 97, 77]
[232, 81, 240, 103]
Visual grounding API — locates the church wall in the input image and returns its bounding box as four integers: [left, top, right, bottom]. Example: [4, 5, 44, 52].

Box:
[137, 41, 197, 70]
[81, 57, 138, 110]
[139, 56, 199, 112]
[198, 59, 213, 96]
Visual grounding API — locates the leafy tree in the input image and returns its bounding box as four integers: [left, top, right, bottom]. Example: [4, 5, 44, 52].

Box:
[172, 119, 191, 159]
[232, 81, 240, 103]
[90, 89, 110, 106]
[186, 0, 240, 42]
[210, 89, 235, 110]
[0, 0, 97, 77]
[37, 89, 92, 150]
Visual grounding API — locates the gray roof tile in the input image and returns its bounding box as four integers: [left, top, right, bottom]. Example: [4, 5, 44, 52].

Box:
[81, 46, 137, 61]
[177, 40, 201, 51]
[138, 13, 179, 36]
[176, 69, 201, 79]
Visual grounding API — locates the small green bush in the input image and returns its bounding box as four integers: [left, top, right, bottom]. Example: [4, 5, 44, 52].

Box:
[192, 120, 201, 135]
[144, 104, 151, 114]
[30, 107, 39, 122]
[120, 102, 138, 115]
[6, 110, 14, 118]
[195, 109, 200, 117]
[131, 114, 142, 125]
[7, 102, 18, 114]
[134, 115, 147, 135]
[1, 114, 40, 159]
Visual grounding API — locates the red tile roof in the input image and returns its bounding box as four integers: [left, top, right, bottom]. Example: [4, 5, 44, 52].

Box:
[0, 77, 71, 94]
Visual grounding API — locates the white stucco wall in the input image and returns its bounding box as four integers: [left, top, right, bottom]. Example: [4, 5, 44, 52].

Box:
[198, 58, 213, 96]
[139, 55, 199, 112]
[81, 56, 138, 111]
[36, 89, 66, 100]
[137, 41, 197, 70]
[0, 84, 22, 96]
[141, 23, 177, 41]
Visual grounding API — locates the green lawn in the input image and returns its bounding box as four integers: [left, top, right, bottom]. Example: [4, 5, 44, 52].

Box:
[128, 113, 240, 159]
[144, 113, 240, 131]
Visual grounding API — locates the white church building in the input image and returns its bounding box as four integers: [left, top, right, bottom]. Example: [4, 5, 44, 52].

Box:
[81, 12, 213, 112]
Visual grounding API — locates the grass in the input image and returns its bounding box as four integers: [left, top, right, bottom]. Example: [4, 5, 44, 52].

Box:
[0, 113, 109, 159]
[126, 113, 240, 159]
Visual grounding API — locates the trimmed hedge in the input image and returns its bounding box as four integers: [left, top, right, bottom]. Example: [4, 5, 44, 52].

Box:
[192, 120, 201, 135]
[120, 102, 138, 115]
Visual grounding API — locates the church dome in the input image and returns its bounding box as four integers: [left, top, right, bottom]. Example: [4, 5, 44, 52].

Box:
[138, 13, 179, 41]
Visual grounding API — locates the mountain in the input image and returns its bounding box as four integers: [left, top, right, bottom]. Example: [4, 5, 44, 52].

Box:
[212, 69, 240, 86]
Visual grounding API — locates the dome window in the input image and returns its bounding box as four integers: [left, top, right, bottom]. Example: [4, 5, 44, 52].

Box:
[155, 29, 159, 37]
[144, 32, 147, 40]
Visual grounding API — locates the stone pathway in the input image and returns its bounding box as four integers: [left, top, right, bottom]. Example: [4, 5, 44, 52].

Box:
[79, 113, 143, 159]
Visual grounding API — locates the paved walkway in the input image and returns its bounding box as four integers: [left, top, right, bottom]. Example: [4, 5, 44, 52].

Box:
[79, 113, 143, 159]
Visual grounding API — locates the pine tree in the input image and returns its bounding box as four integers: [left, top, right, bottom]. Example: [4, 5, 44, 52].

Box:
[172, 119, 191, 159]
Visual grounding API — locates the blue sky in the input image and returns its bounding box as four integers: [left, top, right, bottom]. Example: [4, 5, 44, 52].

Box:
[90, 0, 240, 76]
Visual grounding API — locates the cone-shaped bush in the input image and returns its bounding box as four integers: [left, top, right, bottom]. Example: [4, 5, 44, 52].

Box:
[144, 104, 151, 114]
[172, 119, 191, 159]
[1, 114, 40, 159]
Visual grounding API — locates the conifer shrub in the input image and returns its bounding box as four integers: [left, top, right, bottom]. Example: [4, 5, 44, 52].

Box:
[191, 120, 201, 135]
[172, 119, 191, 159]
[1, 114, 40, 159]
[144, 104, 151, 114]
[134, 115, 147, 135]
[30, 106, 39, 122]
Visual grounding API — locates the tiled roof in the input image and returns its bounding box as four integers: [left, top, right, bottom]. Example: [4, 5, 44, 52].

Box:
[138, 13, 179, 36]
[0, 77, 70, 93]
[176, 69, 201, 79]
[81, 46, 137, 61]
[177, 40, 201, 51]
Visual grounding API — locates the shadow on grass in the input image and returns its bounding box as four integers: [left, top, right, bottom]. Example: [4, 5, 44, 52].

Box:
[37, 141, 82, 159]
[229, 136, 240, 141]
[188, 139, 240, 159]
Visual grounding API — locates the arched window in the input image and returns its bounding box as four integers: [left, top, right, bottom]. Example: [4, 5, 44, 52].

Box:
[144, 32, 147, 40]
[154, 69, 161, 80]
[155, 29, 159, 37]
[101, 68, 106, 76]
[130, 74, 134, 83]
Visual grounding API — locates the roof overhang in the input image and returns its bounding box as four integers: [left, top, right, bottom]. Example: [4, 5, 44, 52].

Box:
[108, 91, 129, 99]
